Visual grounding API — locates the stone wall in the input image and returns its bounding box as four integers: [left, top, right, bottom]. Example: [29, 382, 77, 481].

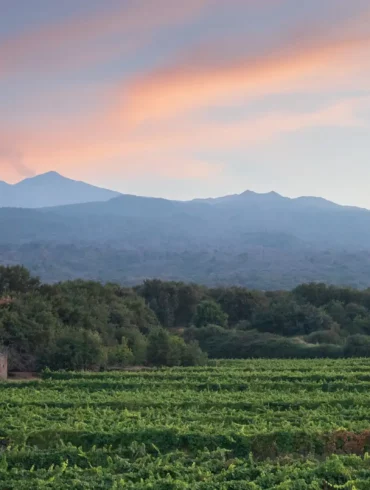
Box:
[0, 353, 7, 380]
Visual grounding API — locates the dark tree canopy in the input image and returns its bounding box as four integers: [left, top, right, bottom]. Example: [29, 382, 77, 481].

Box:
[2, 267, 370, 370]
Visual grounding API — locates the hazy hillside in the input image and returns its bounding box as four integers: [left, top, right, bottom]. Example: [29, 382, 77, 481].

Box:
[0, 171, 120, 208]
[1, 181, 370, 288]
[1, 189, 370, 248]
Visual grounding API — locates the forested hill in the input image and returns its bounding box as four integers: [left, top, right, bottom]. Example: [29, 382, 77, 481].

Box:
[2, 266, 370, 372]
[2, 189, 370, 288]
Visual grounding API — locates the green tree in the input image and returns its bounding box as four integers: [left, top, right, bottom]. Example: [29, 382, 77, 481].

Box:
[182, 340, 208, 366]
[324, 301, 347, 326]
[0, 265, 40, 296]
[193, 300, 228, 328]
[138, 280, 179, 328]
[252, 299, 334, 336]
[120, 327, 148, 364]
[44, 329, 106, 370]
[344, 335, 370, 357]
[0, 293, 60, 370]
[147, 328, 171, 366]
[167, 336, 186, 367]
[210, 287, 266, 325]
[147, 327, 206, 366]
[108, 337, 134, 367]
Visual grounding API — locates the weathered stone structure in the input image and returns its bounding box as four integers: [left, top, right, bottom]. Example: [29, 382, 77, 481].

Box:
[0, 352, 7, 380]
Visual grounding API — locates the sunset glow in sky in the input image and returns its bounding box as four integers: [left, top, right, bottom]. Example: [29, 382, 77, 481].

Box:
[1, 0, 370, 205]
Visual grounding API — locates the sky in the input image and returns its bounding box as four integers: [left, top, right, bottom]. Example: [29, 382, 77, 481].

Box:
[1, 0, 370, 206]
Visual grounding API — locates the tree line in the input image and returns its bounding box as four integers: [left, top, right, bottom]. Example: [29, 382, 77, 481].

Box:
[2, 266, 370, 371]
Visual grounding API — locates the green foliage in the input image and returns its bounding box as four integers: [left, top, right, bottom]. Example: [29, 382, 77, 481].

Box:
[0, 269, 206, 369]
[146, 328, 204, 367]
[193, 300, 228, 328]
[147, 328, 171, 366]
[344, 335, 370, 357]
[42, 328, 107, 370]
[0, 265, 40, 296]
[107, 337, 135, 367]
[209, 286, 266, 324]
[137, 280, 204, 328]
[252, 298, 335, 336]
[169, 336, 208, 367]
[120, 328, 148, 364]
[0, 293, 60, 370]
[5, 266, 370, 368]
[166, 336, 187, 367]
[182, 340, 208, 366]
[1, 359, 370, 487]
[305, 329, 344, 346]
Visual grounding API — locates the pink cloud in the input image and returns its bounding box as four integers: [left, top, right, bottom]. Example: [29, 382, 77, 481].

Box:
[116, 33, 370, 127]
[1, 95, 367, 184]
[1, 2, 370, 183]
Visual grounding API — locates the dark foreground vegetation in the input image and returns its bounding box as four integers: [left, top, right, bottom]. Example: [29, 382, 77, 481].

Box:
[3, 266, 370, 370]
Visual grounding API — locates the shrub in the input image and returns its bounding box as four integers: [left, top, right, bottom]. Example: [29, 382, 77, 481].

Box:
[193, 300, 228, 328]
[305, 329, 343, 346]
[344, 335, 370, 357]
[108, 337, 135, 367]
[41, 328, 106, 370]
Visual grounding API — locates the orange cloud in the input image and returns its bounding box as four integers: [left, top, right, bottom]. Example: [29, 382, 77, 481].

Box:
[116, 31, 370, 127]
[120, 97, 366, 153]
[16, 11, 368, 139]
[1, 3, 370, 183]
[1, 95, 367, 184]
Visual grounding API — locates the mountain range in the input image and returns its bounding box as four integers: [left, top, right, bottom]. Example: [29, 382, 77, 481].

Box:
[1, 171, 370, 289]
[0, 171, 119, 208]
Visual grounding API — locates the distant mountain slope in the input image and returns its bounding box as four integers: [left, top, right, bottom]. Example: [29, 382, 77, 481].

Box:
[1, 181, 370, 288]
[193, 189, 351, 210]
[0, 171, 120, 208]
[0, 187, 370, 248]
[2, 242, 370, 290]
[37, 189, 370, 249]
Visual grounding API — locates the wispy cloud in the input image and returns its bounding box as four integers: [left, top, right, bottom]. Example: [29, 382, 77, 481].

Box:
[0, 0, 211, 79]
[117, 28, 370, 127]
[0, 147, 35, 180]
[1, 95, 367, 183]
[1, 1, 370, 185]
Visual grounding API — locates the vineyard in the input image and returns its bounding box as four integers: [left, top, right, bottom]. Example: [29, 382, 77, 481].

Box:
[2, 360, 370, 488]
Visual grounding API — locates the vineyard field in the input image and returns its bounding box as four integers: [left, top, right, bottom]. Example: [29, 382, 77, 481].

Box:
[2, 359, 370, 488]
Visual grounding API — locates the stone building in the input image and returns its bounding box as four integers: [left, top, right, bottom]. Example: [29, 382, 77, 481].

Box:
[0, 352, 7, 380]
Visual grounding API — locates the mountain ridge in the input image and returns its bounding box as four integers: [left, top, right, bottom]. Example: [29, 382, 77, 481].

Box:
[0, 171, 121, 208]
[1, 171, 367, 213]
[1, 171, 370, 288]
[0, 178, 370, 249]
[192, 190, 364, 212]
